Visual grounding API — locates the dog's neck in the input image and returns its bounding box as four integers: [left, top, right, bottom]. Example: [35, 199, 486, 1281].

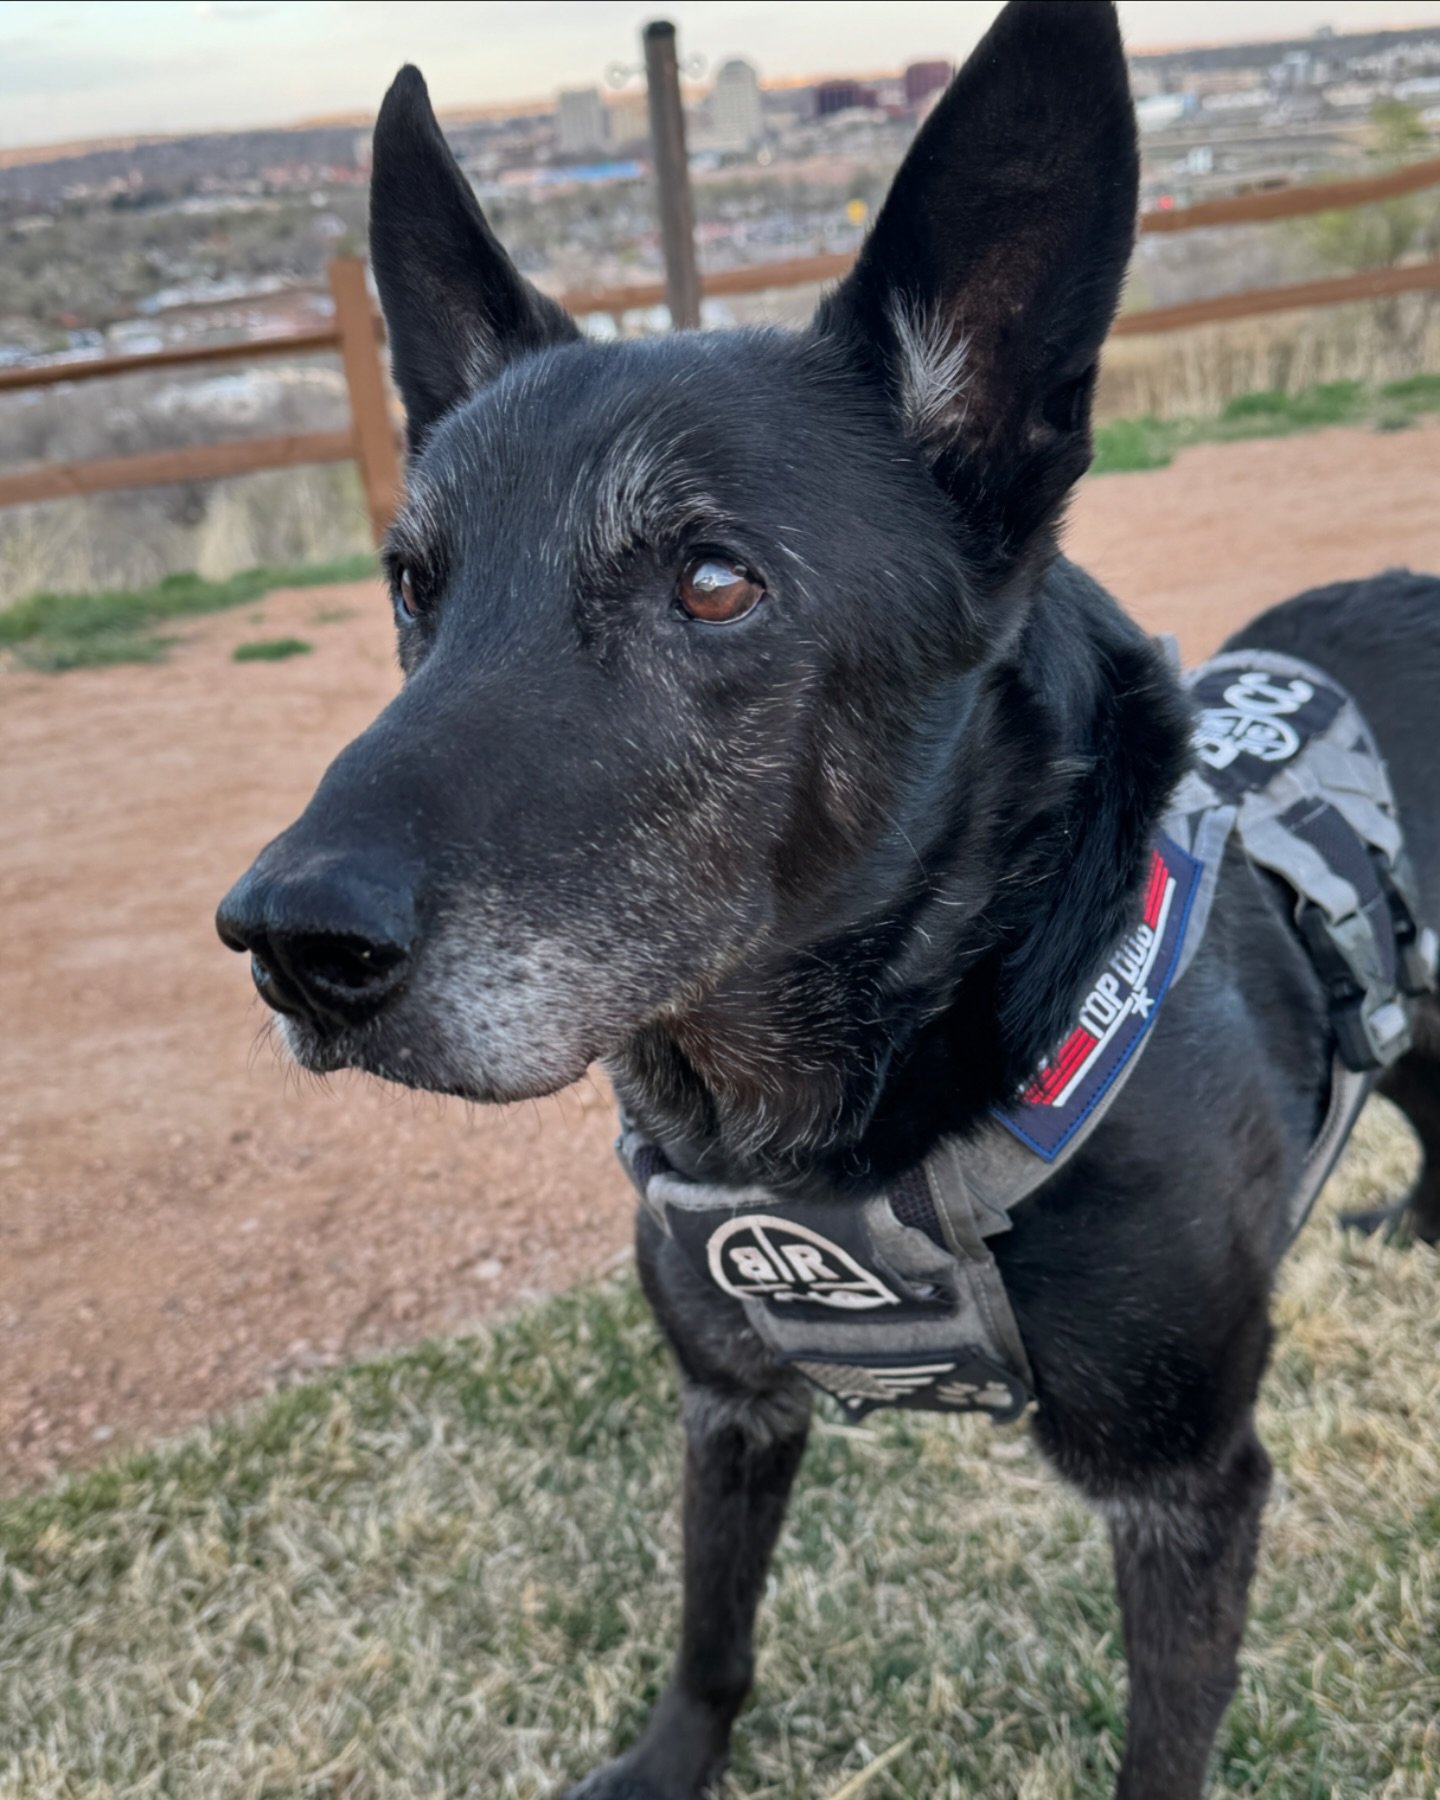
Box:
[607, 559, 1192, 1197]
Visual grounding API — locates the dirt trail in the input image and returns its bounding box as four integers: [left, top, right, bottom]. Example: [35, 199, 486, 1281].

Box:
[4, 421, 1439, 1485]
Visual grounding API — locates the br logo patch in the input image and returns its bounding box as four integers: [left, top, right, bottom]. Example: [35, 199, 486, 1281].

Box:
[705, 1215, 901, 1310]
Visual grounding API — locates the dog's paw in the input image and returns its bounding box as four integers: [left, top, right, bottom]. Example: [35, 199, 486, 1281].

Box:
[560, 1763, 672, 1800]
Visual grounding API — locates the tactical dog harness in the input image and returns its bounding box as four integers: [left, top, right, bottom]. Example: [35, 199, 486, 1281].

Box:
[621, 649, 1437, 1423]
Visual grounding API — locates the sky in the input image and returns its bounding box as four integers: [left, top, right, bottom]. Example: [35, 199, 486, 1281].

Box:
[4, 0, 1440, 152]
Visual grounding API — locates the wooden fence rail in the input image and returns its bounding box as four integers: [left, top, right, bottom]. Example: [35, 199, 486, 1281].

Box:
[0, 260, 399, 539]
[1137, 150, 1440, 233]
[2, 152, 1439, 540]
[1112, 257, 1440, 336]
[0, 327, 345, 394]
[0, 432, 356, 509]
[558, 152, 1440, 317]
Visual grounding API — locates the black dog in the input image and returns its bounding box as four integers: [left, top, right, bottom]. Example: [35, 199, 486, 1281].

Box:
[216, 4, 1440, 1794]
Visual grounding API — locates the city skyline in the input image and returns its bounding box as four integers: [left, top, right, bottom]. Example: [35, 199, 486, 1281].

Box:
[5, 0, 1440, 153]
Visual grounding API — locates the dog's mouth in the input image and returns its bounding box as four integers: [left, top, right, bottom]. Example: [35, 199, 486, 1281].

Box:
[273, 1002, 600, 1107]
[270, 937, 749, 1108]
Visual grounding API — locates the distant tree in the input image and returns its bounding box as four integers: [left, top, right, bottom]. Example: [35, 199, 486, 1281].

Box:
[1305, 98, 1440, 365]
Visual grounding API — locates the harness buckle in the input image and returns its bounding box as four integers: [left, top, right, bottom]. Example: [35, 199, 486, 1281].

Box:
[1297, 903, 1412, 1072]
[1375, 850, 1440, 999]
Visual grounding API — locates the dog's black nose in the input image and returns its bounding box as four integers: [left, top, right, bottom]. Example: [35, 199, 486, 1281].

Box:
[216, 858, 416, 1029]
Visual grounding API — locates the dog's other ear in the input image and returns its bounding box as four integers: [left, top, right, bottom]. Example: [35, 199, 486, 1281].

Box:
[370, 66, 579, 451]
[816, 0, 1137, 582]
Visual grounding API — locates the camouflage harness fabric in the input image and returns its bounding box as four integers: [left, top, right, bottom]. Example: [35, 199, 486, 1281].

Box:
[620, 648, 1437, 1424]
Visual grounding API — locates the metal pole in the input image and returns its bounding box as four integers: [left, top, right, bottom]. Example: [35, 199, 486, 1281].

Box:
[643, 19, 701, 330]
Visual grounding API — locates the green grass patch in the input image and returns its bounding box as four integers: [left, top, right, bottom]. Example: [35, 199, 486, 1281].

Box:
[1092, 372, 1440, 475]
[11, 630, 178, 673]
[0, 1106, 1434, 1798]
[232, 635, 313, 663]
[1090, 414, 1177, 474]
[1377, 371, 1440, 407]
[1220, 379, 1364, 429]
[0, 553, 376, 671]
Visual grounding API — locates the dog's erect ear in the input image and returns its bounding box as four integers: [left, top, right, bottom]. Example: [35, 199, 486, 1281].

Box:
[816, 0, 1137, 580]
[370, 66, 579, 451]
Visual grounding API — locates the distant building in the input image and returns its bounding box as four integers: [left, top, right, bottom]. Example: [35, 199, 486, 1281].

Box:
[607, 91, 652, 151]
[904, 60, 952, 107]
[711, 58, 764, 150]
[556, 87, 609, 158]
[1135, 92, 1188, 132]
[815, 79, 874, 118]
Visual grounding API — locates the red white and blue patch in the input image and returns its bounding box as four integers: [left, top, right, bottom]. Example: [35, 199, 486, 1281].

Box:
[994, 834, 1203, 1161]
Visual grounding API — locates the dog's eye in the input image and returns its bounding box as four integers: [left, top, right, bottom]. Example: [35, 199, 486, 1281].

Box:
[677, 556, 765, 624]
[390, 567, 421, 622]
[393, 568, 418, 621]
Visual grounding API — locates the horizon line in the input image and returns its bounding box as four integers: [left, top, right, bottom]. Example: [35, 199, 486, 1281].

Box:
[2, 15, 1437, 173]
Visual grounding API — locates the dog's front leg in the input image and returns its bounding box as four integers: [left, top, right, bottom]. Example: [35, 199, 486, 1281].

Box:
[1106, 1422, 1272, 1800]
[565, 1381, 811, 1800]
[564, 1211, 811, 1799]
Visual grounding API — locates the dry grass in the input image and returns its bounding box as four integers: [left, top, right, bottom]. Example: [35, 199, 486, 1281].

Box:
[0, 464, 373, 615]
[1097, 303, 1440, 423]
[0, 1103, 1436, 1800]
[717, 289, 1440, 427]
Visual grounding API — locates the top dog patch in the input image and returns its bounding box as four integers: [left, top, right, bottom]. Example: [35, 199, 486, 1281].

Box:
[995, 834, 1202, 1161]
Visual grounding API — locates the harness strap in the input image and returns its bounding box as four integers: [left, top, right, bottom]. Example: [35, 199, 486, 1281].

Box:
[1238, 795, 1362, 923]
[1290, 1064, 1374, 1242]
[919, 1141, 1034, 1389]
[1303, 740, 1404, 863]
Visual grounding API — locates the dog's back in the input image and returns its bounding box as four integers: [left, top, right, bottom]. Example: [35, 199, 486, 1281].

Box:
[1227, 570, 1440, 916]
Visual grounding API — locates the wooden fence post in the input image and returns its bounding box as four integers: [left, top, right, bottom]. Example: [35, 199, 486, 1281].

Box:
[329, 257, 402, 543]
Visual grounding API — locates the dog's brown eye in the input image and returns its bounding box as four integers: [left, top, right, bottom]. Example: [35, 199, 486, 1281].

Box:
[677, 556, 765, 624]
[395, 568, 418, 620]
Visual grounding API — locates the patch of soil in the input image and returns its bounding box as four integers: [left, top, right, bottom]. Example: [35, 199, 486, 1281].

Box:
[4, 422, 1438, 1485]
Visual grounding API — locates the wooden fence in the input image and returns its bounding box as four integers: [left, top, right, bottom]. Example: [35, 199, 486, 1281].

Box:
[0, 259, 401, 542]
[2, 152, 1439, 542]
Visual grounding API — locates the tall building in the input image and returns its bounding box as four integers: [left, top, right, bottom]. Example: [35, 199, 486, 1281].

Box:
[904, 60, 953, 107]
[556, 87, 610, 158]
[607, 91, 652, 151]
[711, 58, 764, 150]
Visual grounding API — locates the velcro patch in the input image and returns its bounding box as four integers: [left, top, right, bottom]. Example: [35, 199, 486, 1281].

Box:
[1188, 663, 1343, 800]
[784, 1347, 1031, 1423]
[994, 833, 1202, 1161]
